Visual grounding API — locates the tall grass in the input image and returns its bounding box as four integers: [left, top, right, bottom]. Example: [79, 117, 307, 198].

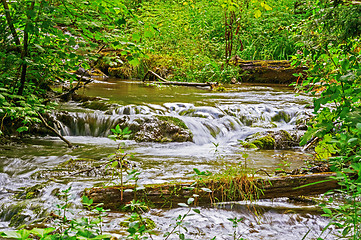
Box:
[124, 0, 301, 82]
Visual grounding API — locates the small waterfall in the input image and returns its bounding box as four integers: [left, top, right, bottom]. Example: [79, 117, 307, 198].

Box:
[54, 111, 122, 137]
[52, 102, 310, 144]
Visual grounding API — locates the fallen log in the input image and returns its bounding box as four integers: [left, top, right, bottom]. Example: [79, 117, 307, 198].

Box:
[143, 70, 218, 89]
[155, 81, 218, 88]
[235, 60, 306, 84]
[84, 172, 338, 210]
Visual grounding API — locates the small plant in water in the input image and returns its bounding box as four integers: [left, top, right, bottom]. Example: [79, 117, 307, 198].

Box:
[228, 217, 245, 240]
[0, 187, 111, 240]
[108, 125, 132, 141]
[122, 200, 154, 239]
[82, 195, 110, 235]
[164, 197, 203, 240]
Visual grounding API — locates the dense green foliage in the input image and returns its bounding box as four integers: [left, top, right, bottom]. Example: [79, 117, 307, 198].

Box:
[127, 0, 300, 82]
[1, 0, 303, 135]
[1, 0, 361, 238]
[0, 0, 141, 135]
[293, 1, 361, 238]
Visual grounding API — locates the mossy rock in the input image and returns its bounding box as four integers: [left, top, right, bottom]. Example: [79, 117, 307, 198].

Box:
[156, 115, 188, 129]
[239, 141, 258, 149]
[71, 94, 99, 103]
[271, 111, 291, 123]
[116, 115, 193, 142]
[0, 203, 48, 228]
[81, 101, 112, 111]
[241, 130, 297, 150]
[252, 135, 276, 149]
[15, 183, 48, 200]
[251, 122, 277, 128]
[273, 130, 295, 149]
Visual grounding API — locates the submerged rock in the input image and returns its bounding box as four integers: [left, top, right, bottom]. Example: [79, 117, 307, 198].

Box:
[271, 111, 291, 123]
[81, 101, 115, 111]
[116, 115, 193, 142]
[32, 158, 133, 180]
[240, 130, 299, 150]
[0, 202, 48, 228]
[15, 183, 48, 200]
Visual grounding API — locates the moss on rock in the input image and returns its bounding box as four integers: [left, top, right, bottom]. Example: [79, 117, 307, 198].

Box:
[156, 115, 188, 129]
[239, 141, 258, 149]
[81, 101, 112, 111]
[0, 202, 48, 228]
[117, 115, 193, 142]
[15, 183, 48, 200]
[241, 130, 298, 150]
[252, 135, 276, 149]
[271, 111, 291, 123]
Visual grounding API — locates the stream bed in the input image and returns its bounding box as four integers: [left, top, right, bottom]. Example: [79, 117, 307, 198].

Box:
[0, 79, 335, 239]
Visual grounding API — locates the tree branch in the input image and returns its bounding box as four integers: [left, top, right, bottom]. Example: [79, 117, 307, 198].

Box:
[1, 0, 21, 46]
[37, 112, 74, 148]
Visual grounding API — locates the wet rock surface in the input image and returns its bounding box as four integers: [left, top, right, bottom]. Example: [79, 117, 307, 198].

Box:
[32, 158, 132, 180]
[241, 130, 300, 150]
[117, 115, 193, 142]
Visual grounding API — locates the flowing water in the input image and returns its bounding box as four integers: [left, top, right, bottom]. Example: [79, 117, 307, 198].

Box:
[0, 79, 335, 239]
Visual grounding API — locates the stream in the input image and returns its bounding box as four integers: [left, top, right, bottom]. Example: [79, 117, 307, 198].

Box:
[0, 79, 335, 239]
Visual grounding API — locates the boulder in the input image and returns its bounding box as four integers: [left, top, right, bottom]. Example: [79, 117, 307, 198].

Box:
[240, 130, 298, 150]
[117, 115, 193, 142]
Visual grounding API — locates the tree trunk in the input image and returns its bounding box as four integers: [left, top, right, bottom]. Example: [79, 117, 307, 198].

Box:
[1, 0, 21, 46]
[84, 172, 338, 210]
[17, 1, 35, 96]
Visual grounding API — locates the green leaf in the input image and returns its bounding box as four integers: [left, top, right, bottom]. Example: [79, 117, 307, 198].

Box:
[16, 126, 28, 133]
[254, 10, 262, 18]
[81, 62, 90, 70]
[0, 231, 22, 239]
[30, 228, 55, 237]
[129, 58, 140, 66]
[115, 124, 121, 133]
[348, 138, 358, 144]
[178, 203, 188, 207]
[82, 195, 93, 205]
[193, 168, 201, 175]
[187, 197, 194, 205]
[90, 234, 112, 239]
[132, 33, 141, 42]
[192, 209, 201, 214]
[108, 135, 117, 141]
[322, 207, 332, 215]
[111, 161, 118, 167]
